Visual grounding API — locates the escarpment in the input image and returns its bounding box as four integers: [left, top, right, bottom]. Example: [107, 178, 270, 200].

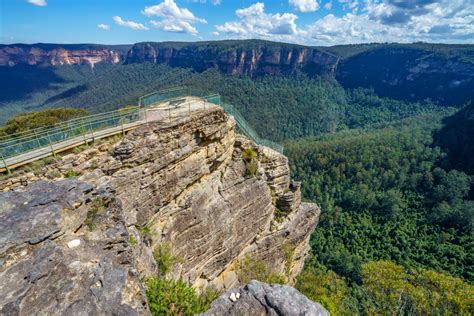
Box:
[0, 107, 320, 313]
[0, 44, 124, 66]
[125, 41, 339, 77]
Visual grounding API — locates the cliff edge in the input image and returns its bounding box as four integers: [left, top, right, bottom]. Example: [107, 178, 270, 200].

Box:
[0, 107, 320, 314]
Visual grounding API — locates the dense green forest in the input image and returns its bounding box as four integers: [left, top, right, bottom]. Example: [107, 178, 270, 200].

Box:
[286, 115, 474, 314]
[1, 65, 454, 139]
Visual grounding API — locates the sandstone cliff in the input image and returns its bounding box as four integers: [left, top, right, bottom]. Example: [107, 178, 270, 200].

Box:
[125, 40, 339, 77]
[0, 107, 320, 314]
[0, 44, 126, 67]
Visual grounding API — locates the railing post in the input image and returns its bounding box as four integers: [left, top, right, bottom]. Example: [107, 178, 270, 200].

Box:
[188, 101, 191, 116]
[81, 118, 88, 146]
[168, 107, 171, 122]
[1, 153, 11, 175]
[46, 132, 56, 157]
[89, 122, 95, 142]
[121, 118, 125, 136]
[33, 130, 41, 147]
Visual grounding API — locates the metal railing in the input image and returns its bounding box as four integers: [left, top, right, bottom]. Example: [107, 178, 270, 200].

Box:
[139, 87, 284, 154]
[220, 103, 284, 154]
[0, 87, 283, 172]
[0, 107, 141, 171]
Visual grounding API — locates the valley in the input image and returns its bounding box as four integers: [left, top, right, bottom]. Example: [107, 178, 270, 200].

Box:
[1, 39, 473, 315]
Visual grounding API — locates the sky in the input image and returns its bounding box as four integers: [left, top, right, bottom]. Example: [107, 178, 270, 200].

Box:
[1, 0, 473, 46]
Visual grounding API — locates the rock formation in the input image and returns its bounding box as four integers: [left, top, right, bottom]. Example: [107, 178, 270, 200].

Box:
[125, 41, 339, 77]
[0, 179, 147, 315]
[0, 44, 124, 67]
[0, 107, 320, 313]
[203, 280, 329, 316]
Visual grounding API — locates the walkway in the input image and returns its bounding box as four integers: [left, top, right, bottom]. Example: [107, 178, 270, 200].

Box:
[0, 97, 214, 173]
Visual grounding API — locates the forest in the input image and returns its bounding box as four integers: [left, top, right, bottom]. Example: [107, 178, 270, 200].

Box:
[285, 115, 473, 314]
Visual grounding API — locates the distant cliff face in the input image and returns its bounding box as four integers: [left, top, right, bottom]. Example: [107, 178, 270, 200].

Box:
[0, 107, 320, 314]
[336, 46, 474, 106]
[126, 42, 340, 77]
[0, 45, 122, 67]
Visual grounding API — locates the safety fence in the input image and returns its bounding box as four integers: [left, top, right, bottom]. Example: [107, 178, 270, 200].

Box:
[1, 87, 283, 172]
[0, 108, 141, 171]
[220, 103, 284, 154]
[140, 87, 284, 154]
[139, 87, 221, 108]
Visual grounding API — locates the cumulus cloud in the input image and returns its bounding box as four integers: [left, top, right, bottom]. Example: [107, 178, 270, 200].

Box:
[97, 24, 111, 30]
[211, 0, 472, 45]
[305, 0, 474, 44]
[27, 0, 47, 7]
[113, 16, 149, 30]
[289, 0, 319, 12]
[216, 2, 300, 39]
[144, 0, 206, 35]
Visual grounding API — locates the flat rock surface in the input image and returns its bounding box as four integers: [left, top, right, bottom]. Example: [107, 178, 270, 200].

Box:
[0, 179, 147, 315]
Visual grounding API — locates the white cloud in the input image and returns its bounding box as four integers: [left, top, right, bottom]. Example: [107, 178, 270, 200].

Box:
[150, 20, 199, 35]
[216, 2, 300, 39]
[305, 0, 474, 44]
[212, 0, 473, 45]
[113, 16, 149, 30]
[324, 1, 333, 10]
[144, 0, 206, 35]
[97, 24, 111, 30]
[27, 0, 47, 7]
[212, 31, 220, 36]
[289, 0, 319, 12]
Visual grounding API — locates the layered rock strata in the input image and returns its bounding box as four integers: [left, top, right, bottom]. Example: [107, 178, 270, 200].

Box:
[0, 46, 121, 66]
[126, 41, 339, 77]
[0, 107, 320, 313]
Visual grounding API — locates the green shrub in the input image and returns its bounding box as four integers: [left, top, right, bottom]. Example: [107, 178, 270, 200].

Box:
[274, 207, 289, 223]
[296, 267, 350, 315]
[153, 243, 177, 276]
[138, 225, 153, 244]
[237, 256, 286, 285]
[146, 277, 215, 315]
[246, 161, 258, 176]
[64, 169, 80, 178]
[0, 108, 89, 136]
[241, 148, 257, 162]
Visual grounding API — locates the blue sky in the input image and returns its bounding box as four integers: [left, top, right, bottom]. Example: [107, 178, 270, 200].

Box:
[1, 0, 473, 45]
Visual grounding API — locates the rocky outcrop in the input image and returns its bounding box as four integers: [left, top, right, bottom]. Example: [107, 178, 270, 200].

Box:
[0, 44, 125, 67]
[125, 40, 340, 77]
[0, 107, 320, 313]
[0, 179, 148, 315]
[203, 280, 329, 316]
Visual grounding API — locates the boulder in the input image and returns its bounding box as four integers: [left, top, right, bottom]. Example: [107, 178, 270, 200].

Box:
[203, 280, 329, 316]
